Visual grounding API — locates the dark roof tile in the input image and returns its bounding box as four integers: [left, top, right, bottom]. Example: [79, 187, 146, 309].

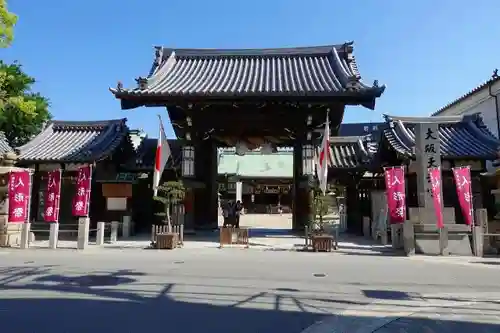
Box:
[111, 43, 385, 107]
[383, 114, 499, 159]
[0, 132, 12, 155]
[321, 136, 377, 169]
[125, 138, 181, 170]
[18, 119, 129, 163]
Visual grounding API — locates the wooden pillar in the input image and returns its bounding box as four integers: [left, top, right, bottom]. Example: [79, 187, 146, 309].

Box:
[192, 140, 218, 229]
[292, 142, 302, 230]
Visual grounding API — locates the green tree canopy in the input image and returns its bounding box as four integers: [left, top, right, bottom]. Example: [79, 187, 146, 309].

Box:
[0, 61, 51, 147]
[0, 0, 17, 48]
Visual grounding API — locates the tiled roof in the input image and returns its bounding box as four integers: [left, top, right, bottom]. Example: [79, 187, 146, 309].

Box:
[17, 119, 129, 163]
[125, 137, 181, 170]
[432, 73, 500, 116]
[111, 43, 385, 109]
[325, 136, 378, 169]
[0, 132, 12, 155]
[383, 114, 500, 159]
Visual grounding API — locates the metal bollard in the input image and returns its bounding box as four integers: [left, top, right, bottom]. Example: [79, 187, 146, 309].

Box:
[110, 221, 119, 243]
[96, 221, 105, 246]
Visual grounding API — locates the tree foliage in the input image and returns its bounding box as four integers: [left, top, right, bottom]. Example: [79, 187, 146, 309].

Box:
[153, 181, 185, 230]
[0, 0, 17, 48]
[0, 61, 51, 147]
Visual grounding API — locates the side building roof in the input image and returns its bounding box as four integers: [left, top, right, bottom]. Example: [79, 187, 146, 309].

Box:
[17, 119, 130, 163]
[123, 137, 182, 171]
[0, 132, 13, 155]
[110, 43, 385, 109]
[383, 114, 500, 159]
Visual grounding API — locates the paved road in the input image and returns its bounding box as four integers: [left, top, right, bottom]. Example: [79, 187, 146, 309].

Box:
[0, 247, 499, 332]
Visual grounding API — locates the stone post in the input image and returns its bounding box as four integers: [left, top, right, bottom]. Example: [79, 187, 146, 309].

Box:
[110, 221, 119, 243]
[403, 220, 415, 256]
[77, 217, 90, 250]
[474, 208, 490, 254]
[96, 221, 105, 246]
[363, 216, 371, 238]
[439, 226, 449, 256]
[472, 226, 484, 257]
[20, 222, 31, 249]
[48, 223, 59, 249]
[122, 215, 131, 238]
[391, 224, 403, 249]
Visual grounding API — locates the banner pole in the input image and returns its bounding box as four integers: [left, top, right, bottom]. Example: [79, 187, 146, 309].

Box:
[26, 170, 33, 224]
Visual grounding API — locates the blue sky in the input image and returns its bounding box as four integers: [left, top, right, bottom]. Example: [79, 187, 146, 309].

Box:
[4, 0, 500, 138]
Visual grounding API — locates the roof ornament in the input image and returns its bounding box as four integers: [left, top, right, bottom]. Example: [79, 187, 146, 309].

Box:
[154, 47, 164, 67]
[116, 81, 124, 92]
[346, 75, 360, 92]
[135, 77, 148, 90]
[373, 80, 379, 88]
[492, 69, 499, 79]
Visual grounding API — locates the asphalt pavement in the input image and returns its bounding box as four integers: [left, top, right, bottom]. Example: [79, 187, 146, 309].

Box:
[0, 245, 499, 333]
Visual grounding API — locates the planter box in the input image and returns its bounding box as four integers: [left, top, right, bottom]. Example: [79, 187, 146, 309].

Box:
[312, 234, 334, 252]
[156, 232, 178, 250]
[219, 227, 249, 248]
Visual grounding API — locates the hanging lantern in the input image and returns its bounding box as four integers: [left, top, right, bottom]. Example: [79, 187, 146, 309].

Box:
[260, 142, 276, 155]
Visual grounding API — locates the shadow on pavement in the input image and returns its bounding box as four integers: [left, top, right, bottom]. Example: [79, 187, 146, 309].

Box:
[0, 265, 499, 332]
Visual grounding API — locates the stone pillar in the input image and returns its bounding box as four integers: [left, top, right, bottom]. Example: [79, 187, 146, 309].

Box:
[122, 215, 131, 238]
[20, 222, 31, 249]
[472, 226, 484, 257]
[414, 122, 441, 225]
[96, 221, 105, 246]
[48, 223, 59, 249]
[110, 221, 119, 243]
[475, 208, 491, 253]
[390, 224, 403, 249]
[403, 220, 415, 256]
[235, 181, 242, 202]
[439, 226, 449, 256]
[77, 217, 90, 250]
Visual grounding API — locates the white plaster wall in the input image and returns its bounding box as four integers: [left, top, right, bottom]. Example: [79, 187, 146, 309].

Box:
[432, 79, 500, 171]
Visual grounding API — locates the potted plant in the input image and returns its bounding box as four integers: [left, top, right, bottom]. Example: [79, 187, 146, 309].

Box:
[152, 180, 185, 249]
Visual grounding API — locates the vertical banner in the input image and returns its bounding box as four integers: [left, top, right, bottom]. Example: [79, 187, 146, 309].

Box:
[72, 165, 92, 217]
[452, 166, 473, 226]
[44, 169, 62, 222]
[8, 171, 31, 223]
[428, 167, 444, 228]
[384, 166, 406, 224]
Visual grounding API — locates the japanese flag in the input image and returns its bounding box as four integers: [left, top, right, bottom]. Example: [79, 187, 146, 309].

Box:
[316, 113, 330, 195]
[153, 115, 171, 196]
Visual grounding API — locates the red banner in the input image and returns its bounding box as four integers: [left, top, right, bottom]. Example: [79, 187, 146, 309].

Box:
[452, 166, 473, 226]
[44, 169, 62, 222]
[384, 166, 406, 224]
[72, 165, 92, 217]
[8, 171, 31, 223]
[428, 167, 444, 229]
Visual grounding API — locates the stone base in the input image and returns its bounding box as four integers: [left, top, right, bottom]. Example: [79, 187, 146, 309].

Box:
[0, 222, 35, 247]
